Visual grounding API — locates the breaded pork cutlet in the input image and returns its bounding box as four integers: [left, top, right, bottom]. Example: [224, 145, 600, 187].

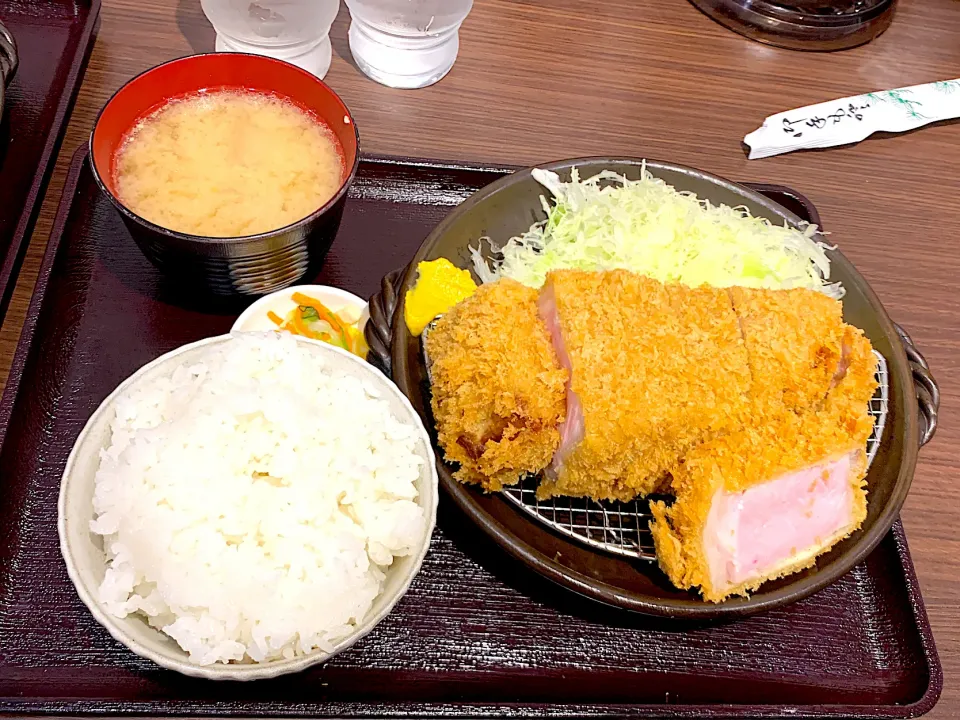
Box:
[424, 278, 567, 491]
[728, 286, 850, 421]
[426, 268, 877, 515]
[649, 342, 877, 603]
[536, 270, 752, 502]
[823, 323, 878, 419]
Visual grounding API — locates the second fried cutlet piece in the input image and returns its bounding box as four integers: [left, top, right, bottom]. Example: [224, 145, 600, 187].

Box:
[536, 269, 752, 502]
[728, 286, 849, 421]
[649, 401, 874, 603]
[824, 323, 878, 419]
[424, 278, 567, 491]
[650, 337, 877, 603]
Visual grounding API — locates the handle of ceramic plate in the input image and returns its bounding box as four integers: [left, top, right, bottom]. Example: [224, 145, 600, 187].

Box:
[0, 22, 14, 126]
[0, 22, 18, 85]
[365, 266, 406, 377]
[895, 324, 939, 448]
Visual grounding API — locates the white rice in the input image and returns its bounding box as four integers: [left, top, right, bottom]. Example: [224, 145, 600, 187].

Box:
[90, 333, 427, 665]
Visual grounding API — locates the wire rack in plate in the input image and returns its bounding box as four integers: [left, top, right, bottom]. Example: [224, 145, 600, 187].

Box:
[423, 320, 889, 563]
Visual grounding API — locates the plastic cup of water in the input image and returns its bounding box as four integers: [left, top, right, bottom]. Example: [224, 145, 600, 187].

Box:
[200, 0, 341, 79]
[343, 0, 473, 89]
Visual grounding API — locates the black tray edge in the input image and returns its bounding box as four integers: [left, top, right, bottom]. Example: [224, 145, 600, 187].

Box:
[357, 152, 519, 175]
[889, 521, 943, 717]
[0, 145, 89, 451]
[0, 0, 102, 323]
[0, 147, 942, 719]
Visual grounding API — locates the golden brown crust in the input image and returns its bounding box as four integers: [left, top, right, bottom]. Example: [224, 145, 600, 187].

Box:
[650, 293, 878, 602]
[727, 286, 847, 421]
[824, 325, 879, 423]
[424, 278, 567, 491]
[427, 270, 881, 603]
[426, 267, 879, 601]
[650, 401, 874, 602]
[537, 270, 753, 502]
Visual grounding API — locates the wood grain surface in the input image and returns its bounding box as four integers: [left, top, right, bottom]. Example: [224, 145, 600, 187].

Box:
[0, 0, 957, 715]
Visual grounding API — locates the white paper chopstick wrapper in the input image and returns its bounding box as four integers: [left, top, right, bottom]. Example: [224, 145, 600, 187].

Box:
[744, 78, 960, 159]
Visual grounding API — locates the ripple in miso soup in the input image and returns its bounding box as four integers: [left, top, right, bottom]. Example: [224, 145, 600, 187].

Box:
[113, 90, 346, 238]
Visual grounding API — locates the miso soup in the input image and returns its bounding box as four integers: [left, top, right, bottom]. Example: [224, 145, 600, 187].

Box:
[114, 90, 346, 238]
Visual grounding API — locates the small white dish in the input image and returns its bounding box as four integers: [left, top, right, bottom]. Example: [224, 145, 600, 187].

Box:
[58, 333, 438, 681]
[232, 284, 369, 337]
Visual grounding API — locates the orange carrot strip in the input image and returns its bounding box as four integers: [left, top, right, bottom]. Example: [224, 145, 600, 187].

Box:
[289, 293, 360, 351]
[291, 309, 314, 339]
[291, 293, 344, 329]
[267, 310, 285, 327]
[292, 292, 322, 306]
[310, 306, 349, 345]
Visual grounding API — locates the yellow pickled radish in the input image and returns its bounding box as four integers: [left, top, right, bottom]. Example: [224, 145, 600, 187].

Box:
[404, 259, 478, 336]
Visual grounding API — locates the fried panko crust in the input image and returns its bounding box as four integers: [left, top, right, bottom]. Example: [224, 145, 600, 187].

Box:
[651, 287, 877, 602]
[426, 268, 881, 603]
[424, 278, 567, 491]
[650, 356, 877, 603]
[824, 324, 879, 420]
[728, 286, 848, 421]
[536, 270, 752, 502]
[426, 267, 878, 525]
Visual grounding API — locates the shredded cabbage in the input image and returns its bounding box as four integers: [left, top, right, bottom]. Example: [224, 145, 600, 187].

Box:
[472, 165, 842, 297]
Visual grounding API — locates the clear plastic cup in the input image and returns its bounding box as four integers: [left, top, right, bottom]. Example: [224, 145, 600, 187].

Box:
[200, 0, 341, 79]
[343, 0, 473, 89]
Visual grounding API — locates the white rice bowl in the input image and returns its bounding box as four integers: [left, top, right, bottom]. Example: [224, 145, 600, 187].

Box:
[59, 332, 438, 679]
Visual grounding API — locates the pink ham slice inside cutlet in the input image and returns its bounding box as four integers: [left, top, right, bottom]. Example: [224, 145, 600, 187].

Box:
[702, 452, 857, 591]
[537, 282, 584, 478]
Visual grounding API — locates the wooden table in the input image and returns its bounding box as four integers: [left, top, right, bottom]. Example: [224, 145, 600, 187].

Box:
[1, 0, 956, 714]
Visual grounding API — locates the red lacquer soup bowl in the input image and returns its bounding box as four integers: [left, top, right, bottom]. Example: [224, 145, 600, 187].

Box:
[90, 53, 360, 297]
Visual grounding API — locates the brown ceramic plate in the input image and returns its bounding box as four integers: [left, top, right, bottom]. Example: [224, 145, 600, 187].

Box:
[374, 157, 939, 619]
